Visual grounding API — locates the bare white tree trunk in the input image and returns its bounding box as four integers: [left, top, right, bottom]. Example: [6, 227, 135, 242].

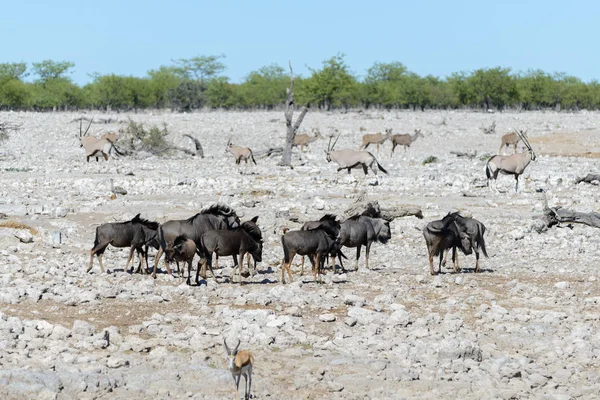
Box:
[280, 62, 309, 166]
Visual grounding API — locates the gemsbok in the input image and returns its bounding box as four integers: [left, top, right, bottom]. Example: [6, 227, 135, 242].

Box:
[390, 129, 424, 156]
[325, 133, 388, 183]
[226, 139, 256, 165]
[499, 129, 527, 154]
[294, 127, 324, 152]
[359, 128, 393, 153]
[223, 338, 253, 400]
[486, 129, 536, 192]
[78, 118, 119, 162]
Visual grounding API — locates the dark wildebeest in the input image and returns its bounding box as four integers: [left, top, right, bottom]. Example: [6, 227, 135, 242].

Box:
[300, 214, 346, 275]
[280, 223, 340, 284]
[339, 215, 391, 270]
[423, 217, 472, 275]
[88, 214, 159, 273]
[199, 217, 263, 285]
[152, 204, 240, 279]
[441, 212, 488, 273]
[164, 235, 197, 283]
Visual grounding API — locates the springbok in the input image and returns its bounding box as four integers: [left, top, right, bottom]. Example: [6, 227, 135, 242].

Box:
[223, 339, 253, 400]
[486, 129, 537, 192]
[359, 128, 393, 153]
[325, 133, 388, 183]
[294, 127, 324, 152]
[78, 119, 119, 162]
[499, 129, 527, 154]
[226, 139, 256, 165]
[390, 129, 424, 156]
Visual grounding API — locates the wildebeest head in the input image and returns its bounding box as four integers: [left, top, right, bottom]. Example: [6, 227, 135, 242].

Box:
[447, 221, 472, 255]
[376, 219, 392, 244]
[165, 235, 189, 263]
[252, 239, 263, 263]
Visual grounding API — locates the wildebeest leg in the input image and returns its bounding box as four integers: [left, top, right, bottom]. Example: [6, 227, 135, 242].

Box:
[300, 256, 305, 276]
[283, 253, 296, 284]
[186, 260, 193, 285]
[453, 248, 460, 273]
[429, 251, 435, 275]
[365, 241, 372, 270]
[152, 247, 165, 278]
[355, 246, 361, 271]
[441, 248, 449, 267]
[474, 249, 480, 273]
[88, 243, 107, 273]
[313, 253, 320, 283]
[124, 247, 136, 273]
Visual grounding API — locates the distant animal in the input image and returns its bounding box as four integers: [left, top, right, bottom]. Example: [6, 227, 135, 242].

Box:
[390, 129, 424, 156]
[359, 128, 393, 152]
[78, 118, 119, 162]
[339, 215, 391, 270]
[294, 128, 324, 152]
[164, 235, 196, 283]
[441, 212, 488, 273]
[223, 338, 253, 400]
[226, 139, 256, 165]
[280, 223, 340, 284]
[486, 129, 536, 192]
[300, 214, 346, 274]
[199, 217, 263, 285]
[325, 133, 388, 182]
[152, 204, 241, 279]
[499, 129, 527, 154]
[88, 214, 159, 274]
[423, 216, 472, 275]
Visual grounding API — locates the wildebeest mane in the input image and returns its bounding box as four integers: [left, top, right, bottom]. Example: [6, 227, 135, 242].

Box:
[241, 221, 262, 242]
[319, 213, 338, 221]
[130, 213, 159, 230]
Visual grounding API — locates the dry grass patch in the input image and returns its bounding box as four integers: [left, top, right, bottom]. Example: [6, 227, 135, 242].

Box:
[0, 220, 39, 235]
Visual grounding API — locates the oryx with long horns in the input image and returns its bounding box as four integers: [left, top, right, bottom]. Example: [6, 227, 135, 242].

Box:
[325, 131, 388, 183]
[486, 129, 537, 192]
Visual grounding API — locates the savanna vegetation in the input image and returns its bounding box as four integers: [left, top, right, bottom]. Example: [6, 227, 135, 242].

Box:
[1, 53, 599, 112]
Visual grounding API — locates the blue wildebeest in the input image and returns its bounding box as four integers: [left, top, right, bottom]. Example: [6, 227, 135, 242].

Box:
[199, 217, 263, 284]
[423, 216, 473, 275]
[339, 215, 391, 270]
[152, 204, 241, 278]
[88, 214, 159, 273]
[164, 235, 197, 284]
[441, 212, 488, 273]
[300, 214, 346, 274]
[280, 222, 341, 284]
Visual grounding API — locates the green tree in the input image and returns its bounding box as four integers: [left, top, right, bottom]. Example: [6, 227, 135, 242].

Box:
[205, 77, 238, 109]
[32, 60, 74, 82]
[304, 53, 357, 110]
[239, 64, 288, 108]
[468, 67, 519, 110]
[0, 79, 31, 109]
[147, 66, 182, 108]
[363, 61, 408, 108]
[0, 62, 28, 80]
[172, 54, 226, 83]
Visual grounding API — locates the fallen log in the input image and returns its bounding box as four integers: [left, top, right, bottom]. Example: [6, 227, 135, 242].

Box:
[254, 147, 283, 158]
[450, 150, 477, 159]
[343, 195, 423, 221]
[575, 173, 600, 184]
[533, 198, 600, 232]
[183, 134, 204, 158]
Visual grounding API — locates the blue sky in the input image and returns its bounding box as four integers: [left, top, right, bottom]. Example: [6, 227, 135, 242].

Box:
[2, 0, 598, 85]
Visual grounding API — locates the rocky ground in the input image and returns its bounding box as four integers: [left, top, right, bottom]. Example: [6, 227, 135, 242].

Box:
[0, 109, 599, 399]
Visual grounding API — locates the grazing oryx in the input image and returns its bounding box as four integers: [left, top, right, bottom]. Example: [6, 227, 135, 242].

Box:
[224, 339, 253, 400]
[486, 129, 536, 192]
[299, 214, 346, 275]
[339, 215, 391, 270]
[78, 118, 119, 162]
[281, 223, 340, 284]
[164, 235, 197, 283]
[226, 139, 256, 165]
[441, 212, 488, 273]
[199, 217, 263, 285]
[499, 129, 526, 154]
[152, 204, 241, 279]
[390, 129, 424, 156]
[325, 133, 388, 182]
[423, 217, 472, 275]
[359, 128, 393, 152]
[88, 214, 159, 273]
[294, 127, 324, 152]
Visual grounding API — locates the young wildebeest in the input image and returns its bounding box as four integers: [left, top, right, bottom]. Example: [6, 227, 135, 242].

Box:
[226, 139, 257, 165]
[88, 214, 159, 273]
[390, 129, 424, 156]
[199, 217, 263, 284]
[152, 204, 240, 279]
[486, 129, 536, 192]
[224, 339, 254, 400]
[164, 235, 196, 284]
[299, 214, 345, 275]
[281, 223, 340, 284]
[339, 215, 391, 271]
[423, 217, 472, 275]
[441, 212, 488, 273]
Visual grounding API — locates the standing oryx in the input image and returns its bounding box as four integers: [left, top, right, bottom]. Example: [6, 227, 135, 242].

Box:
[78, 118, 120, 162]
[226, 139, 257, 165]
[486, 129, 537, 192]
[359, 128, 393, 153]
[325, 133, 388, 182]
[390, 129, 424, 156]
[499, 129, 527, 154]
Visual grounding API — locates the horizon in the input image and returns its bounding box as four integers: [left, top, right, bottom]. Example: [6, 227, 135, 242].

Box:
[3, 0, 599, 85]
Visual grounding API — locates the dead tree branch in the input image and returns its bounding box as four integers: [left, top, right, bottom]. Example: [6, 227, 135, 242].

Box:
[533, 197, 600, 232]
[481, 121, 496, 135]
[280, 61, 309, 166]
[254, 147, 283, 158]
[450, 150, 478, 159]
[343, 194, 423, 222]
[183, 134, 204, 158]
[575, 173, 600, 185]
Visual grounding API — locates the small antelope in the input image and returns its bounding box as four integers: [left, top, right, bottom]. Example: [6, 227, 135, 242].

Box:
[359, 128, 392, 152]
[226, 139, 256, 165]
[390, 129, 424, 156]
[294, 127, 324, 152]
[499, 129, 526, 154]
[224, 339, 253, 400]
[486, 129, 537, 192]
[78, 118, 119, 162]
[325, 133, 388, 183]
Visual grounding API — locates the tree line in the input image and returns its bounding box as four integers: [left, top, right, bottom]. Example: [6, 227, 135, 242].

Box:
[1, 53, 599, 112]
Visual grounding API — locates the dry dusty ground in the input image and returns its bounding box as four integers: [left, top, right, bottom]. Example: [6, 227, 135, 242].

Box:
[0, 110, 599, 399]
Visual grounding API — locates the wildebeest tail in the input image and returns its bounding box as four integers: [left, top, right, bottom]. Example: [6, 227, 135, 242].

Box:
[281, 236, 290, 263]
[478, 224, 489, 258]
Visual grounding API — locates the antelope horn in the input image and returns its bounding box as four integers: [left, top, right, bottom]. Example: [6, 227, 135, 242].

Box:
[327, 135, 333, 152]
[79, 119, 83, 137]
[234, 339, 240, 352]
[223, 338, 230, 353]
[84, 118, 93, 136]
[331, 130, 341, 151]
